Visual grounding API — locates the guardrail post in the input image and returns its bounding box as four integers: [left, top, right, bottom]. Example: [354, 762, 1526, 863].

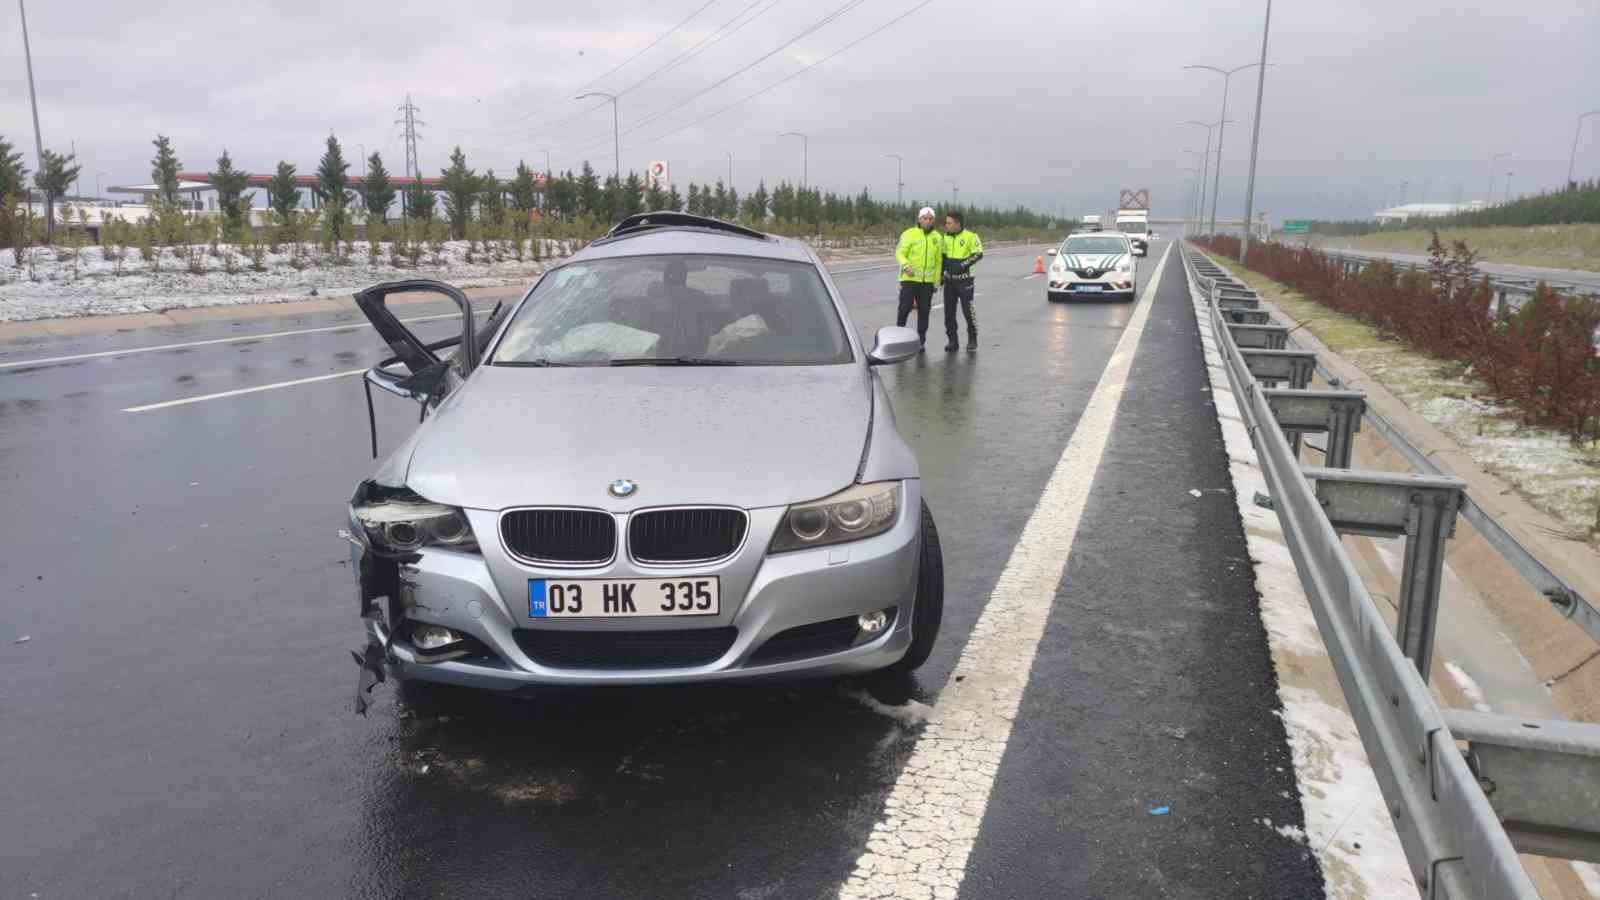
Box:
[1239, 348, 1316, 388]
[1303, 467, 1464, 680]
[1445, 709, 1600, 864]
[1227, 322, 1291, 350]
[1262, 388, 1365, 467]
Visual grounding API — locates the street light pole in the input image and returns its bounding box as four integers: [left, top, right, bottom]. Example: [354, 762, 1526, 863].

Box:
[1181, 151, 1204, 235]
[1505, 171, 1515, 204]
[1181, 164, 1203, 236]
[781, 131, 808, 189]
[1182, 119, 1232, 234]
[574, 91, 620, 179]
[1239, 0, 1273, 263]
[18, 0, 46, 188]
[1486, 151, 1514, 206]
[1568, 111, 1600, 187]
[94, 171, 107, 199]
[884, 154, 903, 206]
[1185, 62, 1264, 236]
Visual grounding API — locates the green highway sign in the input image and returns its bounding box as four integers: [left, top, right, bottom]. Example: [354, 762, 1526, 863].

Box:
[1281, 219, 1311, 234]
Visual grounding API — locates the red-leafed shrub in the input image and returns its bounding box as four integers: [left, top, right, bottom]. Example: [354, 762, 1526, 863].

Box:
[1196, 234, 1600, 441]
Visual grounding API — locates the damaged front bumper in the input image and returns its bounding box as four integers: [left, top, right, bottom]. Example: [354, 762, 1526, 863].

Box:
[347, 485, 922, 694]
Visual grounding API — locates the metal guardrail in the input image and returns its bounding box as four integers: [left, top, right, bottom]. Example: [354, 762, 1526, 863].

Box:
[1181, 244, 1600, 897]
[1317, 248, 1600, 306]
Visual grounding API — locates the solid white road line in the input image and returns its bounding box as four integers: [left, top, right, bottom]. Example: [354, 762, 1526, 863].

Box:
[839, 242, 1173, 900]
[121, 368, 366, 413]
[0, 311, 482, 371]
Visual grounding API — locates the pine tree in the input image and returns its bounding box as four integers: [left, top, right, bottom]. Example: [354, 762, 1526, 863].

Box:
[33, 148, 80, 243]
[479, 169, 505, 225]
[712, 181, 728, 219]
[744, 181, 769, 222]
[666, 183, 684, 212]
[644, 178, 668, 212]
[0, 135, 27, 200]
[726, 186, 739, 220]
[405, 181, 436, 220]
[439, 146, 479, 239]
[150, 135, 182, 205]
[543, 169, 575, 218]
[576, 161, 602, 216]
[597, 173, 623, 223]
[509, 161, 539, 213]
[621, 172, 645, 218]
[268, 162, 300, 219]
[687, 183, 701, 216]
[361, 152, 395, 222]
[315, 135, 352, 241]
[209, 150, 251, 232]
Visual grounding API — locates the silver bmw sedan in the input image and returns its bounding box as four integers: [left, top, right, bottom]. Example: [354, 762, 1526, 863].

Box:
[345, 213, 943, 699]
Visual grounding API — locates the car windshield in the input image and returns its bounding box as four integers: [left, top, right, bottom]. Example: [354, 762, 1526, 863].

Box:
[1117, 222, 1147, 233]
[1062, 236, 1129, 254]
[490, 254, 853, 366]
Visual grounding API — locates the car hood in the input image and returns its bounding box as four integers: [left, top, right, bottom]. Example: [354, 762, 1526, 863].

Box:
[401, 363, 871, 511]
[1058, 252, 1129, 270]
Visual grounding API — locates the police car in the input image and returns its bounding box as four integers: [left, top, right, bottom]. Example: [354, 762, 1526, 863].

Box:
[1045, 233, 1138, 301]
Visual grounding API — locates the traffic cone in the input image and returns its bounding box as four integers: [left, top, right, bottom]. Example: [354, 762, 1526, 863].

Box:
[1032, 255, 1045, 274]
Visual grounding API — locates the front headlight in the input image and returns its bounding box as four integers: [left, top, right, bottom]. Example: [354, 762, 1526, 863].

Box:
[770, 482, 900, 553]
[1117, 261, 1131, 273]
[350, 486, 478, 554]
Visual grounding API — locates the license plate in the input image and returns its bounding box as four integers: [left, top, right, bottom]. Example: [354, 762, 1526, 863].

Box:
[1074, 284, 1104, 292]
[528, 577, 720, 618]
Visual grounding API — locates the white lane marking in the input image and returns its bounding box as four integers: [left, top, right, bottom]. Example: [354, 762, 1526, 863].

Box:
[1023, 272, 1042, 280]
[839, 242, 1172, 900]
[121, 368, 365, 412]
[0, 310, 485, 371]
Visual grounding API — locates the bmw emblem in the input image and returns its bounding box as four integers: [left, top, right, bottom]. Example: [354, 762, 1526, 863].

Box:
[608, 479, 638, 498]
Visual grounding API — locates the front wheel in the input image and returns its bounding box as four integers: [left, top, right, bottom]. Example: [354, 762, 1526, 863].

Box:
[886, 502, 944, 673]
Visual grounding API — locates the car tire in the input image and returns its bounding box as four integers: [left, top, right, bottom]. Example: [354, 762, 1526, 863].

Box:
[886, 501, 944, 674]
[1046, 291, 1063, 303]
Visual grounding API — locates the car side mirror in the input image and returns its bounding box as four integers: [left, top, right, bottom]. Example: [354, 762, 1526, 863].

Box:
[1046, 248, 1058, 256]
[868, 325, 921, 365]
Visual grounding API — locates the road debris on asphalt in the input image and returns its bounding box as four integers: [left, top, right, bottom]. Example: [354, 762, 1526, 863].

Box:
[1149, 806, 1170, 816]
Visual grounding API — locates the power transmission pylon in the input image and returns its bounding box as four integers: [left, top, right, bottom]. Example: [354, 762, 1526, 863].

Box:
[395, 93, 425, 216]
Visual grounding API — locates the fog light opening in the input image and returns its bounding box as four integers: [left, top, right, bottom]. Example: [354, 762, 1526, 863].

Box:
[857, 610, 890, 635]
[411, 623, 463, 651]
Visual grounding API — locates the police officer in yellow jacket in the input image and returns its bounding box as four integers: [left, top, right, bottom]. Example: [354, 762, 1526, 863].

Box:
[940, 211, 983, 351]
[895, 206, 944, 350]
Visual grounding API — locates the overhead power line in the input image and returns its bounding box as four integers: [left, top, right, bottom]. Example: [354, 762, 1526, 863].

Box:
[477, 0, 779, 147]
[555, 0, 870, 154]
[614, 0, 781, 96]
[464, 0, 721, 143]
[574, 0, 720, 95]
[635, 0, 937, 149]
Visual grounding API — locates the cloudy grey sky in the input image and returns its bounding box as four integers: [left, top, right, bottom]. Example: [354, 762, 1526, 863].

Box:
[6, 0, 1598, 221]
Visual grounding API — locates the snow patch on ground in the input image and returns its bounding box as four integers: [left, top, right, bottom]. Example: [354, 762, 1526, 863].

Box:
[1572, 861, 1600, 898]
[1201, 251, 1600, 541]
[0, 240, 560, 321]
[1190, 273, 1416, 898]
[839, 687, 933, 727]
[1276, 686, 1418, 897]
[1442, 661, 1494, 712]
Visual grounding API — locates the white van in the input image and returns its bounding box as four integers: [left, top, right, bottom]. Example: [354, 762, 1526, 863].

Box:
[1114, 211, 1150, 256]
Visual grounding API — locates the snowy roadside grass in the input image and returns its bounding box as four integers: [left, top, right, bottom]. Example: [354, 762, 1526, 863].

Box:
[1305, 223, 1600, 274]
[0, 236, 904, 323]
[1205, 252, 1600, 543]
[0, 240, 562, 322]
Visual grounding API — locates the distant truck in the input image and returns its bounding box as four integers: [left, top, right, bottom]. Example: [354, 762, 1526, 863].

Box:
[1076, 214, 1103, 233]
[1114, 209, 1151, 257]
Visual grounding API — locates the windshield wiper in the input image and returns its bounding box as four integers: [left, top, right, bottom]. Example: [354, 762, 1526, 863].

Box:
[494, 358, 582, 367]
[607, 356, 738, 366]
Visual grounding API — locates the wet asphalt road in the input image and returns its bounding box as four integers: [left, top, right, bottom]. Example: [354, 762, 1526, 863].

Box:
[0, 241, 1319, 898]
